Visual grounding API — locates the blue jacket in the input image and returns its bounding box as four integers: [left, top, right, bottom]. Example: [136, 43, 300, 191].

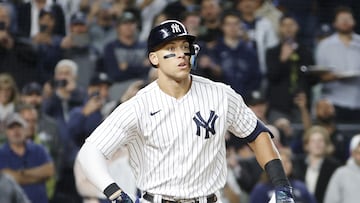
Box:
[212, 38, 262, 100]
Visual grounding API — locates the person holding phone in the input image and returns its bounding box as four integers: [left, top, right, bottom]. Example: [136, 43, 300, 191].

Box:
[31, 7, 63, 84]
[61, 11, 99, 90]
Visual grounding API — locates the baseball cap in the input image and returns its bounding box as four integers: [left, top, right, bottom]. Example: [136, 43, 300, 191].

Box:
[247, 90, 267, 106]
[350, 134, 360, 152]
[70, 12, 87, 25]
[39, 7, 55, 19]
[22, 82, 42, 95]
[5, 113, 27, 128]
[147, 20, 196, 53]
[116, 11, 138, 25]
[89, 72, 113, 86]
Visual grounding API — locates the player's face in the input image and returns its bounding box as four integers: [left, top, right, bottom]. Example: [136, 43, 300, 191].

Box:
[150, 39, 191, 81]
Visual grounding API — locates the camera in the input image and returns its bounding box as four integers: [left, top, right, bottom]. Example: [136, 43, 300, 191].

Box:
[39, 24, 48, 33]
[51, 79, 68, 88]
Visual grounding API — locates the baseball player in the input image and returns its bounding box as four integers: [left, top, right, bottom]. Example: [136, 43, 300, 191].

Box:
[77, 20, 294, 203]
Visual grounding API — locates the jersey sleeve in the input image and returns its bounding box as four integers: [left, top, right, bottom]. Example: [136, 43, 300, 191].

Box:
[85, 98, 139, 158]
[226, 88, 270, 142]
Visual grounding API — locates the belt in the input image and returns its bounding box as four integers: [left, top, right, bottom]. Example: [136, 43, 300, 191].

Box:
[143, 192, 217, 203]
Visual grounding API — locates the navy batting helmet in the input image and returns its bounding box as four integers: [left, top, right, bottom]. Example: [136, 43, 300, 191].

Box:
[147, 20, 196, 53]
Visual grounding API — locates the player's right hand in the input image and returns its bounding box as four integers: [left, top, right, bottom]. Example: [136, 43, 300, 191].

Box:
[269, 186, 295, 203]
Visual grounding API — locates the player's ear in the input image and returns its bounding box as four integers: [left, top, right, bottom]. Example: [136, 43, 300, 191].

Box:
[149, 52, 159, 66]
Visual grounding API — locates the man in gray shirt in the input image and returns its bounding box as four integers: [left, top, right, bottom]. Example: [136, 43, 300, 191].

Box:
[316, 6, 360, 122]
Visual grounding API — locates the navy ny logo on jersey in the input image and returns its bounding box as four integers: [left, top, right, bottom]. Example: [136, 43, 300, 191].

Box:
[193, 110, 218, 139]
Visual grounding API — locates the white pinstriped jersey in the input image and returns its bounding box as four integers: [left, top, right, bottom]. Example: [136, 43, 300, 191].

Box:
[86, 75, 259, 198]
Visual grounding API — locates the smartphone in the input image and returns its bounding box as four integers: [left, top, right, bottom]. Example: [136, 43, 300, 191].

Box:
[71, 33, 90, 47]
[90, 91, 100, 98]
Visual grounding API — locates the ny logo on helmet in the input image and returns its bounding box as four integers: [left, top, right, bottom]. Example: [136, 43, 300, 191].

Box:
[171, 23, 182, 33]
[193, 110, 218, 139]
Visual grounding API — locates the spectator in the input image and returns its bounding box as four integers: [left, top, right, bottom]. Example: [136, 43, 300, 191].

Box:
[277, 0, 317, 48]
[162, 0, 199, 20]
[266, 14, 315, 123]
[0, 4, 38, 88]
[0, 113, 55, 203]
[0, 171, 30, 203]
[18, 104, 59, 200]
[87, 1, 117, 54]
[293, 125, 341, 203]
[250, 148, 317, 203]
[212, 10, 262, 101]
[324, 134, 360, 203]
[31, 8, 63, 84]
[236, 0, 279, 75]
[100, 10, 150, 82]
[0, 73, 19, 142]
[293, 97, 351, 163]
[315, 6, 360, 123]
[20, 82, 60, 157]
[61, 11, 99, 89]
[42, 59, 85, 123]
[198, 0, 223, 44]
[16, 0, 66, 37]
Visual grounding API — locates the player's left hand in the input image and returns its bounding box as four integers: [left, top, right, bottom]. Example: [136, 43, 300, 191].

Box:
[113, 191, 134, 203]
[269, 186, 295, 203]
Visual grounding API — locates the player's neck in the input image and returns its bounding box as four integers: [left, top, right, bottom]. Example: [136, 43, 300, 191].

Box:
[157, 75, 192, 99]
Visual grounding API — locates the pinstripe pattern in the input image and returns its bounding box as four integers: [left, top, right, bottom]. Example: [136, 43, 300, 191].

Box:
[86, 75, 258, 198]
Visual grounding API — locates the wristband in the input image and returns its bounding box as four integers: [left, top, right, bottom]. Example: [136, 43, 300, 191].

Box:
[264, 159, 290, 187]
[104, 183, 122, 200]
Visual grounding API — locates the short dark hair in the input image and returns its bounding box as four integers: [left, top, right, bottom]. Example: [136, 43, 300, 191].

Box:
[333, 6, 354, 22]
[220, 9, 241, 24]
[279, 13, 298, 24]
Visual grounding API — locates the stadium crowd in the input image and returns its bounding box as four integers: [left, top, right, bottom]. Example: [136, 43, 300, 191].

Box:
[0, 0, 360, 203]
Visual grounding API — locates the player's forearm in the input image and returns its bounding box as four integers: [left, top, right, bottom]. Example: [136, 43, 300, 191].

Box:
[248, 132, 280, 169]
[249, 132, 291, 188]
[77, 141, 117, 194]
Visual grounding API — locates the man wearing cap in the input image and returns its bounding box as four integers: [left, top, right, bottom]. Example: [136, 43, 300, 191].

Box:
[101, 10, 150, 82]
[324, 134, 360, 203]
[61, 11, 99, 89]
[0, 113, 55, 203]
